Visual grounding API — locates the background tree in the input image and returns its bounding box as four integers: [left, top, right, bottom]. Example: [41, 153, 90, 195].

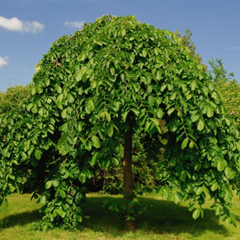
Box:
[208, 58, 240, 126]
[0, 85, 31, 115]
[0, 15, 240, 231]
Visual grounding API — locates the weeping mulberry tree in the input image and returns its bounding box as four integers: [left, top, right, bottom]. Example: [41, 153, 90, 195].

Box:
[0, 15, 240, 230]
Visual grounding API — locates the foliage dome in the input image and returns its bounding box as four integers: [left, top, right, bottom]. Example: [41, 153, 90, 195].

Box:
[0, 15, 240, 229]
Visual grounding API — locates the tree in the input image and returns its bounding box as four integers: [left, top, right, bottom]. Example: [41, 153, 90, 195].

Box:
[0, 85, 31, 115]
[0, 15, 240, 230]
[208, 58, 240, 126]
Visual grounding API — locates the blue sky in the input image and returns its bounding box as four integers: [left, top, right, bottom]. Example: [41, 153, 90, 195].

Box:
[1, 0, 240, 91]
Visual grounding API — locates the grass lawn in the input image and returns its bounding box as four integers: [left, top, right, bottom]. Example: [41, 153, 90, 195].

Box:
[0, 193, 240, 240]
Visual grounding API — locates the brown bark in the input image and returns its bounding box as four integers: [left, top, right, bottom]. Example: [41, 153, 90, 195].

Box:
[123, 112, 135, 230]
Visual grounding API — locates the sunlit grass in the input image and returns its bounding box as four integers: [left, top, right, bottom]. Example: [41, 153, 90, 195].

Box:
[0, 193, 240, 240]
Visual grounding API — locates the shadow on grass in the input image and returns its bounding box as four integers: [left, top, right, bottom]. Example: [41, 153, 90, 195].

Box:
[0, 195, 233, 238]
[79, 196, 230, 238]
[0, 210, 43, 229]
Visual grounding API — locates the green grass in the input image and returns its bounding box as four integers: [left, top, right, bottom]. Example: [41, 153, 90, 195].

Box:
[1, 193, 240, 240]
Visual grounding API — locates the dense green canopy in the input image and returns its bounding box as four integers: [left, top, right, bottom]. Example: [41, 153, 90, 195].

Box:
[0, 15, 240, 230]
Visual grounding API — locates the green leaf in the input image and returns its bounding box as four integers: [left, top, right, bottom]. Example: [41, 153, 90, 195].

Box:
[78, 173, 86, 183]
[110, 67, 115, 75]
[56, 85, 62, 94]
[59, 122, 68, 132]
[105, 112, 111, 122]
[168, 119, 177, 132]
[224, 190, 233, 202]
[38, 108, 44, 115]
[55, 209, 66, 218]
[32, 104, 38, 113]
[24, 140, 30, 152]
[193, 208, 200, 220]
[145, 121, 151, 132]
[8, 184, 15, 192]
[52, 180, 59, 187]
[26, 103, 33, 112]
[59, 189, 66, 198]
[150, 118, 159, 126]
[190, 80, 197, 91]
[113, 101, 121, 111]
[129, 54, 135, 63]
[156, 109, 164, 118]
[224, 167, 235, 180]
[189, 140, 194, 149]
[206, 108, 213, 118]
[181, 138, 189, 149]
[57, 93, 64, 102]
[131, 108, 140, 116]
[167, 108, 175, 115]
[197, 119, 204, 131]
[31, 87, 36, 95]
[58, 140, 69, 156]
[142, 49, 148, 57]
[85, 142, 92, 151]
[148, 96, 155, 107]
[45, 181, 52, 189]
[180, 171, 187, 181]
[62, 171, 69, 179]
[92, 135, 101, 148]
[156, 70, 162, 80]
[39, 195, 46, 204]
[210, 182, 218, 192]
[161, 84, 167, 91]
[67, 93, 75, 103]
[225, 118, 230, 126]
[121, 28, 126, 36]
[107, 125, 114, 137]
[35, 149, 42, 160]
[191, 115, 199, 122]
[196, 187, 203, 195]
[77, 216, 83, 223]
[170, 92, 176, 101]
[122, 111, 129, 122]
[61, 109, 67, 118]
[217, 160, 227, 172]
[154, 48, 159, 55]
[86, 98, 95, 113]
[26, 122, 32, 129]
[75, 67, 86, 81]
[89, 153, 99, 167]
[77, 122, 82, 132]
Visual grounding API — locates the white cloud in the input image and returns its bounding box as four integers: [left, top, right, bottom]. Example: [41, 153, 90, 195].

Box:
[0, 16, 22, 31]
[0, 56, 9, 68]
[226, 47, 240, 50]
[22, 20, 45, 33]
[64, 21, 85, 29]
[0, 15, 44, 33]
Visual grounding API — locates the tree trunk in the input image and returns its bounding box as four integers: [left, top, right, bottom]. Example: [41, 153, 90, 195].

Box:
[123, 112, 135, 230]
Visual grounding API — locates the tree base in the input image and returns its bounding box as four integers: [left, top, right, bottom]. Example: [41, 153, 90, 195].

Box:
[125, 219, 136, 231]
